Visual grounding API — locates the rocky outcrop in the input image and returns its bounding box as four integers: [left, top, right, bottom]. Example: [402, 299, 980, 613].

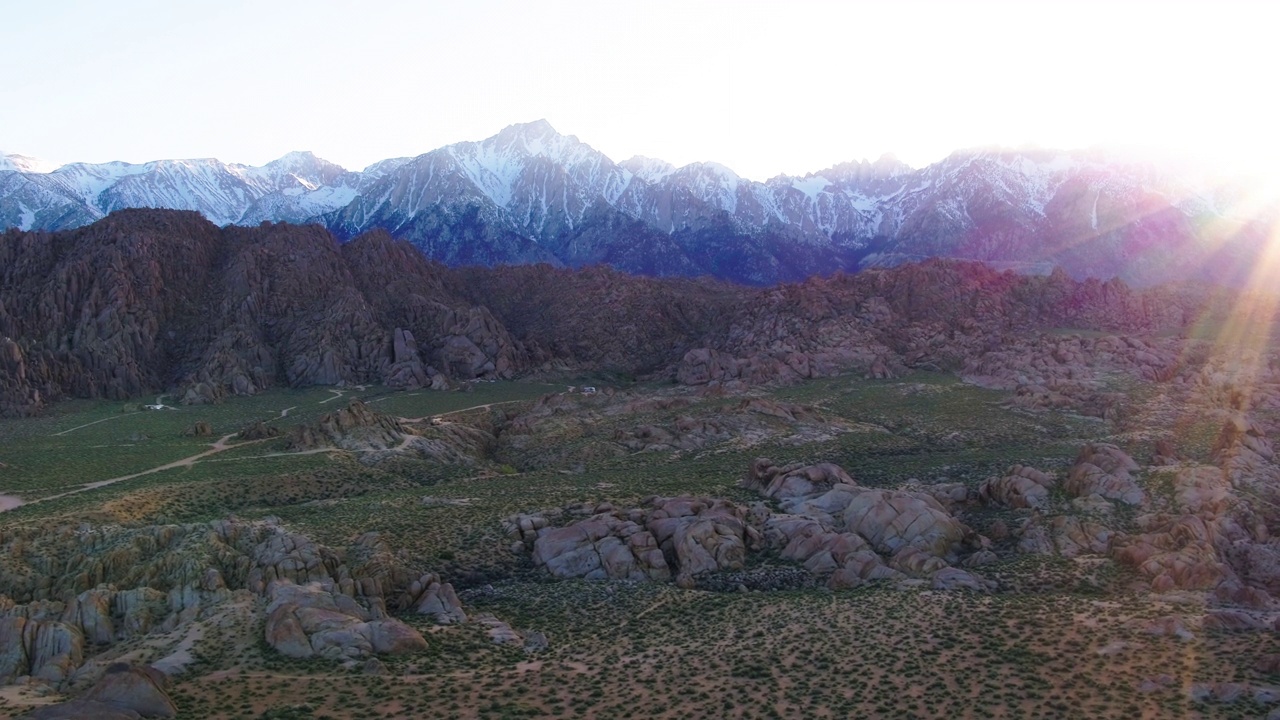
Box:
[756, 459, 992, 589]
[978, 465, 1055, 510]
[743, 458, 854, 500]
[263, 581, 426, 660]
[676, 348, 740, 386]
[511, 458, 992, 592]
[16, 663, 176, 719]
[613, 417, 733, 453]
[1017, 515, 1114, 557]
[511, 497, 760, 588]
[0, 615, 83, 685]
[0, 517, 463, 687]
[287, 399, 408, 452]
[1066, 444, 1146, 505]
[181, 421, 212, 438]
[405, 574, 466, 625]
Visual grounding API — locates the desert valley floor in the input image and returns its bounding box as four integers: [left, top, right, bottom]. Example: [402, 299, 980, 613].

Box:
[2, 347, 1280, 718]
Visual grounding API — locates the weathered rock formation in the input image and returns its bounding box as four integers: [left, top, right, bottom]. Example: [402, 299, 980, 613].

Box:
[509, 497, 760, 588]
[287, 399, 409, 452]
[510, 458, 993, 592]
[16, 663, 177, 719]
[978, 465, 1055, 510]
[0, 212, 524, 416]
[1066, 444, 1146, 505]
[263, 581, 426, 661]
[0, 517, 464, 688]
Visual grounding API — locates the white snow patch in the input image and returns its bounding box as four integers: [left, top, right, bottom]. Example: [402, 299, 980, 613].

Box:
[791, 175, 831, 203]
[17, 203, 34, 231]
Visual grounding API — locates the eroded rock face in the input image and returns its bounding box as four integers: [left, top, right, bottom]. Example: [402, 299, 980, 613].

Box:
[677, 348, 740, 386]
[0, 213, 526, 416]
[0, 615, 83, 685]
[2, 213, 1218, 416]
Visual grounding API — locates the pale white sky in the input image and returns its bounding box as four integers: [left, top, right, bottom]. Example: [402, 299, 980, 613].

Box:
[1, 0, 1275, 181]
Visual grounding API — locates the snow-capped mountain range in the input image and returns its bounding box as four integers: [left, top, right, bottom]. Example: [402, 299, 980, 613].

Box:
[3, 121, 1276, 286]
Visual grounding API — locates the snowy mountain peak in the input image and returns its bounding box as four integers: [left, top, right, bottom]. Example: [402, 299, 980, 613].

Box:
[497, 119, 559, 140]
[1, 153, 59, 174]
[263, 150, 331, 171]
[679, 161, 740, 180]
[248, 151, 348, 190]
[620, 156, 677, 184]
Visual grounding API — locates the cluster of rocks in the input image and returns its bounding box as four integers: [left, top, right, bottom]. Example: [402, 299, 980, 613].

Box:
[610, 399, 837, 453]
[507, 457, 997, 592]
[746, 459, 994, 591]
[977, 416, 1280, 615]
[0, 517, 467, 690]
[977, 465, 1055, 510]
[507, 418, 1280, 615]
[965, 334, 1181, 418]
[263, 581, 426, 661]
[1065, 443, 1147, 505]
[281, 398, 497, 466]
[506, 496, 759, 589]
[286, 399, 410, 452]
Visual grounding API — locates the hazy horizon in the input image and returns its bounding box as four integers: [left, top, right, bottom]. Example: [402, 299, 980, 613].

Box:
[3, 0, 1276, 186]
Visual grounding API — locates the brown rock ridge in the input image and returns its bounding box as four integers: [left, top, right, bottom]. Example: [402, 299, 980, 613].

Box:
[5, 210, 1244, 416]
[0, 212, 522, 416]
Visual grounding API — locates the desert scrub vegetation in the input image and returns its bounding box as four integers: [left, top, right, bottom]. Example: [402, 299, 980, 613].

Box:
[4, 372, 1277, 719]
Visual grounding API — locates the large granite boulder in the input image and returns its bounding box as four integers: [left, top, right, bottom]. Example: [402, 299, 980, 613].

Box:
[979, 465, 1055, 510]
[1066, 443, 1145, 505]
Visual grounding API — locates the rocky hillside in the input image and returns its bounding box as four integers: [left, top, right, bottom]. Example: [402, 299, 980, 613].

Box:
[0, 209, 1250, 418]
[4, 124, 1276, 286]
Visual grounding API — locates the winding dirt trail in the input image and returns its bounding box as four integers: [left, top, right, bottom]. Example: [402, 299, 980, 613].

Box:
[51, 412, 139, 437]
[399, 399, 526, 424]
[4, 433, 271, 511]
[5, 396, 534, 512]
